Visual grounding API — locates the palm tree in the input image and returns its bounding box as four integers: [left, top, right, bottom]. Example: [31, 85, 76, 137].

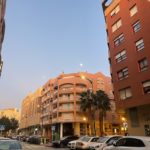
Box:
[80, 90, 96, 135]
[93, 90, 111, 136]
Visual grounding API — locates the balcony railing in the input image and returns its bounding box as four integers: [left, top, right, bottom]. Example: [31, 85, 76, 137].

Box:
[59, 98, 74, 103]
[58, 114, 74, 122]
[75, 87, 87, 93]
[58, 106, 74, 112]
[52, 99, 57, 104]
[59, 88, 74, 95]
[52, 118, 57, 123]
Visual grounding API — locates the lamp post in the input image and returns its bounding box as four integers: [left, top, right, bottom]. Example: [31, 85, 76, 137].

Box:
[121, 117, 128, 135]
[23, 114, 27, 135]
[37, 104, 43, 137]
[80, 75, 96, 136]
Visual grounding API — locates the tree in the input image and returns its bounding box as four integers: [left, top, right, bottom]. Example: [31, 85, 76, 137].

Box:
[93, 90, 111, 136]
[80, 90, 96, 135]
[10, 118, 19, 132]
[0, 116, 19, 135]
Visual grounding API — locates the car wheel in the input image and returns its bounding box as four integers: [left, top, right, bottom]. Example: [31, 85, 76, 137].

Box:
[60, 143, 64, 148]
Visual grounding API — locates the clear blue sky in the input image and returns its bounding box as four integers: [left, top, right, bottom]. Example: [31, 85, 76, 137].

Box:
[0, 0, 109, 109]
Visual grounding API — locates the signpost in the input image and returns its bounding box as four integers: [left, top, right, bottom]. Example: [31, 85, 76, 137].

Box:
[0, 125, 5, 136]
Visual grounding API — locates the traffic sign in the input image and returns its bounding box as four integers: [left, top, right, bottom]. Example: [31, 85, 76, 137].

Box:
[0, 125, 5, 131]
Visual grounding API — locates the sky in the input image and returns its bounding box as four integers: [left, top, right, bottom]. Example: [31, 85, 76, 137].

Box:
[0, 0, 109, 109]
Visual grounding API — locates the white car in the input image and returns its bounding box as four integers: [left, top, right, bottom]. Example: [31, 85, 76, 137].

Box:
[89, 135, 122, 150]
[76, 136, 99, 149]
[68, 136, 87, 150]
[104, 136, 150, 150]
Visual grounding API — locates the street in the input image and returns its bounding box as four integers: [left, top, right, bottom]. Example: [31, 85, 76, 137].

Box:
[21, 142, 68, 150]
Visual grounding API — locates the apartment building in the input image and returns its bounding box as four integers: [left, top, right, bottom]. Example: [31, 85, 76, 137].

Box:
[0, 0, 6, 76]
[41, 72, 120, 140]
[102, 0, 150, 135]
[19, 88, 42, 136]
[0, 108, 20, 121]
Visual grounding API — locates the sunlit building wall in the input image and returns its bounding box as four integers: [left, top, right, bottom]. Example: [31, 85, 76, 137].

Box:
[19, 88, 42, 135]
[41, 72, 118, 140]
[0, 108, 20, 121]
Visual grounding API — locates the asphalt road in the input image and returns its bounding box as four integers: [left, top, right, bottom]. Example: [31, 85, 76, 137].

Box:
[21, 142, 68, 150]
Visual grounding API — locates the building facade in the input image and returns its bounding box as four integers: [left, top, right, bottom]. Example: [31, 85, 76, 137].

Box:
[0, 0, 6, 76]
[0, 108, 20, 121]
[19, 88, 42, 136]
[102, 0, 150, 135]
[19, 72, 123, 140]
[40, 72, 120, 140]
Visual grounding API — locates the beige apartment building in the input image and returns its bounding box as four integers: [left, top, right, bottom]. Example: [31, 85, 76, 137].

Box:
[40, 72, 121, 140]
[19, 88, 42, 136]
[20, 72, 123, 141]
[0, 108, 20, 121]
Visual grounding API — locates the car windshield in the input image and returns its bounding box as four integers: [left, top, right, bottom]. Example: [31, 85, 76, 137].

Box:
[97, 137, 109, 143]
[61, 136, 69, 140]
[81, 136, 91, 142]
[79, 136, 86, 140]
[106, 137, 122, 145]
[0, 140, 22, 150]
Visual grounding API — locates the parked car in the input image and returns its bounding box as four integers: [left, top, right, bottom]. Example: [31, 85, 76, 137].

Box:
[68, 136, 88, 150]
[76, 136, 99, 149]
[89, 135, 122, 150]
[52, 135, 79, 148]
[27, 135, 41, 144]
[0, 137, 22, 150]
[104, 136, 150, 150]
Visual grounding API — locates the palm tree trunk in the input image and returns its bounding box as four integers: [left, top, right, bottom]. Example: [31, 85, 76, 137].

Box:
[99, 110, 103, 136]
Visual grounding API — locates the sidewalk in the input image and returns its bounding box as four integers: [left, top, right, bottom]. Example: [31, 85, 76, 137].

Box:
[41, 142, 52, 147]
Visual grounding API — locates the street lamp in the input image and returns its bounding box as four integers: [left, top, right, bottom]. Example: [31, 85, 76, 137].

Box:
[80, 75, 96, 136]
[23, 114, 27, 135]
[81, 75, 93, 91]
[83, 117, 87, 121]
[121, 117, 128, 135]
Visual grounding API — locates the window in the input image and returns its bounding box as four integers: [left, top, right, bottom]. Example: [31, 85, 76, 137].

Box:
[135, 39, 144, 51]
[115, 50, 127, 63]
[119, 87, 132, 100]
[117, 68, 128, 80]
[112, 19, 122, 32]
[130, 5, 138, 17]
[138, 58, 148, 71]
[117, 138, 145, 147]
[110, 5, 120, 17]
[114, 33, 124, 47]
[129, 107, 139, 127]
[142, 80, 150, 94]
[132, 21, 141, 32]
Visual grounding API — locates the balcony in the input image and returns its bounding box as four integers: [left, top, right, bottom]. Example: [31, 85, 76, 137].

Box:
[43, 119, 52, 125]
[52, 99, 57, 104]
[53, 108, 57, 112]
[58, 114, 74, 122]
[52, 118, 58, 123]
[59, 88, 74, 95]
[75, 87, 87, 93]
[58, 106, 74, 112]
[59, 98, 74, 104]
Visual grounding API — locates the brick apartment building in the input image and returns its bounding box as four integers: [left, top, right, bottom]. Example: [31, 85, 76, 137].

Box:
[102, 0, 150, 135]
[0, 0, 6, 76]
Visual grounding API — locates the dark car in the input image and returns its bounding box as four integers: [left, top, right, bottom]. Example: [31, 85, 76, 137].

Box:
[27, 135, 41, 144]
[52, 135, 79, 148]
